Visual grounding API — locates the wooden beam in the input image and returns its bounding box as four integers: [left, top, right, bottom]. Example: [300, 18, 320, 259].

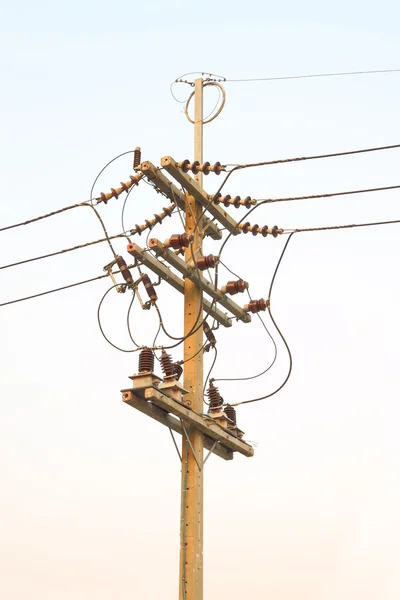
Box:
[149, 238, 251, 324]
[126, 242, 232, 328]
[122, 390, 233, 461]
[161, 156, 242, 235]
[143, 387, 254, 458]
[139, 161, 222, 241]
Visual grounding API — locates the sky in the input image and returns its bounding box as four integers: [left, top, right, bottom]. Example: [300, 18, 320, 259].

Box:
[1, 0, 400, 598]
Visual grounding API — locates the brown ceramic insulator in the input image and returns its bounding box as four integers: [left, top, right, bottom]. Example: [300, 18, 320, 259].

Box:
[260, 225, 269, 237]
[207, 382, 223, 409]
[202, 161, 211, 175]
[203, 322, 216, 346]
[240, 222, 251, 234]
[172, 362, 183, 381]
[232, 196, 241, 208]
[271, 225, 280, 237]
[190, 161, 200, 174]
[213, 161, 222, 175]
[243, 196, 253, 209]
[180, 159, 190, 173]
[133, 147, 141, 169]
[129, 174, 141, 186]
[251, 224, 259, 236]
[141, 274, 158, 302]
[168, 233, 192, 250]
[221, 195, 231, 207]
[244, 298, 269, 313]
[196, 254, 218, 271]
[116, 256, 133, 285]
[160, 349, 175, 380]
[119, 181, 130, 193]
[224, 404, 237, 426]
[138, 348, 154, 373]
[222, 280, 249, 296]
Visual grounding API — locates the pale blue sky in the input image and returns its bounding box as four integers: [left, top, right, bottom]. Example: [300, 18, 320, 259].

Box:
[1, 1, 400, 598]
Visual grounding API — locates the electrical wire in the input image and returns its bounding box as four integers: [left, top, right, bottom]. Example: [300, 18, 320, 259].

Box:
[224, 68, 400, 83]
[253, 184, 400, 205]
[126, 291, 140, 348]
[89, 150, 134, 200]
[97, 284, 136, 353]
[227, 143, 400, 170]
[290, 218, 400, 234]
[231, 233, 295, 406]
[0, 271, 118, 307]
[212, 260, 278, 383]
[203, 347, 218, 397]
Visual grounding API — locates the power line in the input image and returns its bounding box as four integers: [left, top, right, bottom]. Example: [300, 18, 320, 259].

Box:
[290, 218, 400, 234]
[228, 143, 400, 170]
[224, 68, 400, 83]
[254, 184, 400, 205]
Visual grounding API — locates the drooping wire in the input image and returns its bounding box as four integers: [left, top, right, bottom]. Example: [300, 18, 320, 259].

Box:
[203, 347, 218, 397]
[97, 284, 136, 353]
[126, 291, 140, 348]
[89, 150, 134, 201]
[231, 233, 296, 406]
[212, 260, 278, 383]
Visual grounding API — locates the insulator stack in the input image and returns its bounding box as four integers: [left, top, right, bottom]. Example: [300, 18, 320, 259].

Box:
[128, 204, 175, 236]
[196, 254, 218, 271]
[164, 233, 193, 249]
[116, 256, 133, 285]
[172, 362, 183, 381]
[160, 349, 175, 380]
[141, 274, 158, 303]
[212, 194, 255, 209]
[239, 223, 283, 237]
[224, 404, 237, 426]
[221, 280, 249, 295]
[203, 322, 216, 347]
[98, 173, 143, 204]
[177, 159, 225, 175]
[244, 298, 269, 313]
[133, 146, 141, 169]
[207, 382, 223, 410]
[138, 348, 154, 373]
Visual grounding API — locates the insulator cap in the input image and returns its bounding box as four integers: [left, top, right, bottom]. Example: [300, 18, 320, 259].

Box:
[221, 280, 249, 296]
[203, 322, 216, 346]
[141, 274, 158, 303]
[138, 348, 154, 373]
[224, 404, 237, 426]
[116, 256, 133, 285]
[244, 298, 269, 313]
[196, 254, 218, 271]
[133, 147, 141, 169]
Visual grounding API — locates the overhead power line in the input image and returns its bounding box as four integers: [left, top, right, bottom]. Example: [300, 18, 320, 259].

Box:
[224, 68, 400, 83]
[254, 184, 400, 205]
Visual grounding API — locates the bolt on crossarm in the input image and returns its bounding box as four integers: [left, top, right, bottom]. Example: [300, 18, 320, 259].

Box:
[180, 77, 204, 600]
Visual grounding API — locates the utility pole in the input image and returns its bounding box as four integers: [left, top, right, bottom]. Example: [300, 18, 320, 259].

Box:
[120, 75, 281, 599]
[180, 77, 204, 600]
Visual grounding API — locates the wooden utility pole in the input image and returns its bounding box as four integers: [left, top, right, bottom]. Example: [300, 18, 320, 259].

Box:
[180, 77, 204, 600]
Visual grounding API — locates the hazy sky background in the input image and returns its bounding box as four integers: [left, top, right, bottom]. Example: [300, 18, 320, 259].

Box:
[1, 1, 400, 598]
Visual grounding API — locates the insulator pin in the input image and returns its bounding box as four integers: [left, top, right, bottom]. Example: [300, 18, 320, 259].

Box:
[196, 254, 218, 271]
[244, 298, 269, 313]
[203, 322, 216, 347]
[164, 233, 193, 250]
[133, 146, 141, 169]
[138, 348, 154, 373]
[221, 280, 249, 295]
[177, 160, 226, 175]
[141, 274, 158, 303]
[116, 256, 133, 285]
